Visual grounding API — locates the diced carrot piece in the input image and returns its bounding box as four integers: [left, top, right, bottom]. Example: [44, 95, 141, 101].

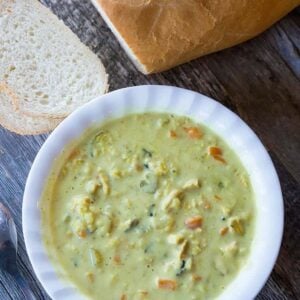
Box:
[184, 127, 203, 139]
[113, 255, 121, 265]
[209, 146, 222, 156]
[192, 274, 202, 282]
[219, 227, 229, 236]
[77, 230, 87, 238]
[185, 216, 203, 229]
[157, 278, 177, 291]
[169, 130, 177, 138]
[208, 147, 226, 164]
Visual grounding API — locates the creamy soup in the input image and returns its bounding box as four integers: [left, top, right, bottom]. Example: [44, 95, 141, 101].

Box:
[41, 113, 255, 300]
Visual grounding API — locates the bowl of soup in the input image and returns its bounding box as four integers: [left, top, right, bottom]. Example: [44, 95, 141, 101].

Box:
[23, 85, 283, 300]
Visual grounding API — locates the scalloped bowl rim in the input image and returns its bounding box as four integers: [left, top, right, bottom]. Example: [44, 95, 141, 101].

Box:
[23, 85, 283, 300]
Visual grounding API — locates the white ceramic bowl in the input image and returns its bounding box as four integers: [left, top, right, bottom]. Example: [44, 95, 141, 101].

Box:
[23, 85, 283, 300]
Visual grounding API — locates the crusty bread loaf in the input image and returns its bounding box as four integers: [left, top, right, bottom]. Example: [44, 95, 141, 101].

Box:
[0, 83, 62, 135]
[0, 0, 108, 119]
[92, 0, 299, 74]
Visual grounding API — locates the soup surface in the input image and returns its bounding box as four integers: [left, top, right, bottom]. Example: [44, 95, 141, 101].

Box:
[41, 113, 255, 300]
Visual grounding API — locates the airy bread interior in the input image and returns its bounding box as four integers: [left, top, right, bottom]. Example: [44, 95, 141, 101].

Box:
[0, 0, 108, 119]
[0, 83, 62, 135]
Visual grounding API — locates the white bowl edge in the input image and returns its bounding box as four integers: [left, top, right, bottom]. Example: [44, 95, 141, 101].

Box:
[22, 85, 283, 300]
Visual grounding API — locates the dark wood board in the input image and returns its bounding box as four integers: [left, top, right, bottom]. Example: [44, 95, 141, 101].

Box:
[0, 1, 299, 299]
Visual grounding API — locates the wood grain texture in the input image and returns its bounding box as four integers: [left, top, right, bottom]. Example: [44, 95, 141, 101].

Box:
[0, 1, 299, 299]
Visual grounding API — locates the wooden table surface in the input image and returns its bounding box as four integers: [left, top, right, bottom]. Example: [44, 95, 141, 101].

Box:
[0, 1, 299, 299]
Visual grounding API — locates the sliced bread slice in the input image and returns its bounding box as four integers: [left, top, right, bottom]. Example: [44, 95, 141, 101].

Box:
[0, 0, 108, 118]
[0, 83, 62, 135]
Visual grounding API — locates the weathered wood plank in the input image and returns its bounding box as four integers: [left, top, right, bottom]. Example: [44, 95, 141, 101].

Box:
[0, 1, 299, 299]
[267, 8, 300, 78]
[0, 128, 50, 300]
